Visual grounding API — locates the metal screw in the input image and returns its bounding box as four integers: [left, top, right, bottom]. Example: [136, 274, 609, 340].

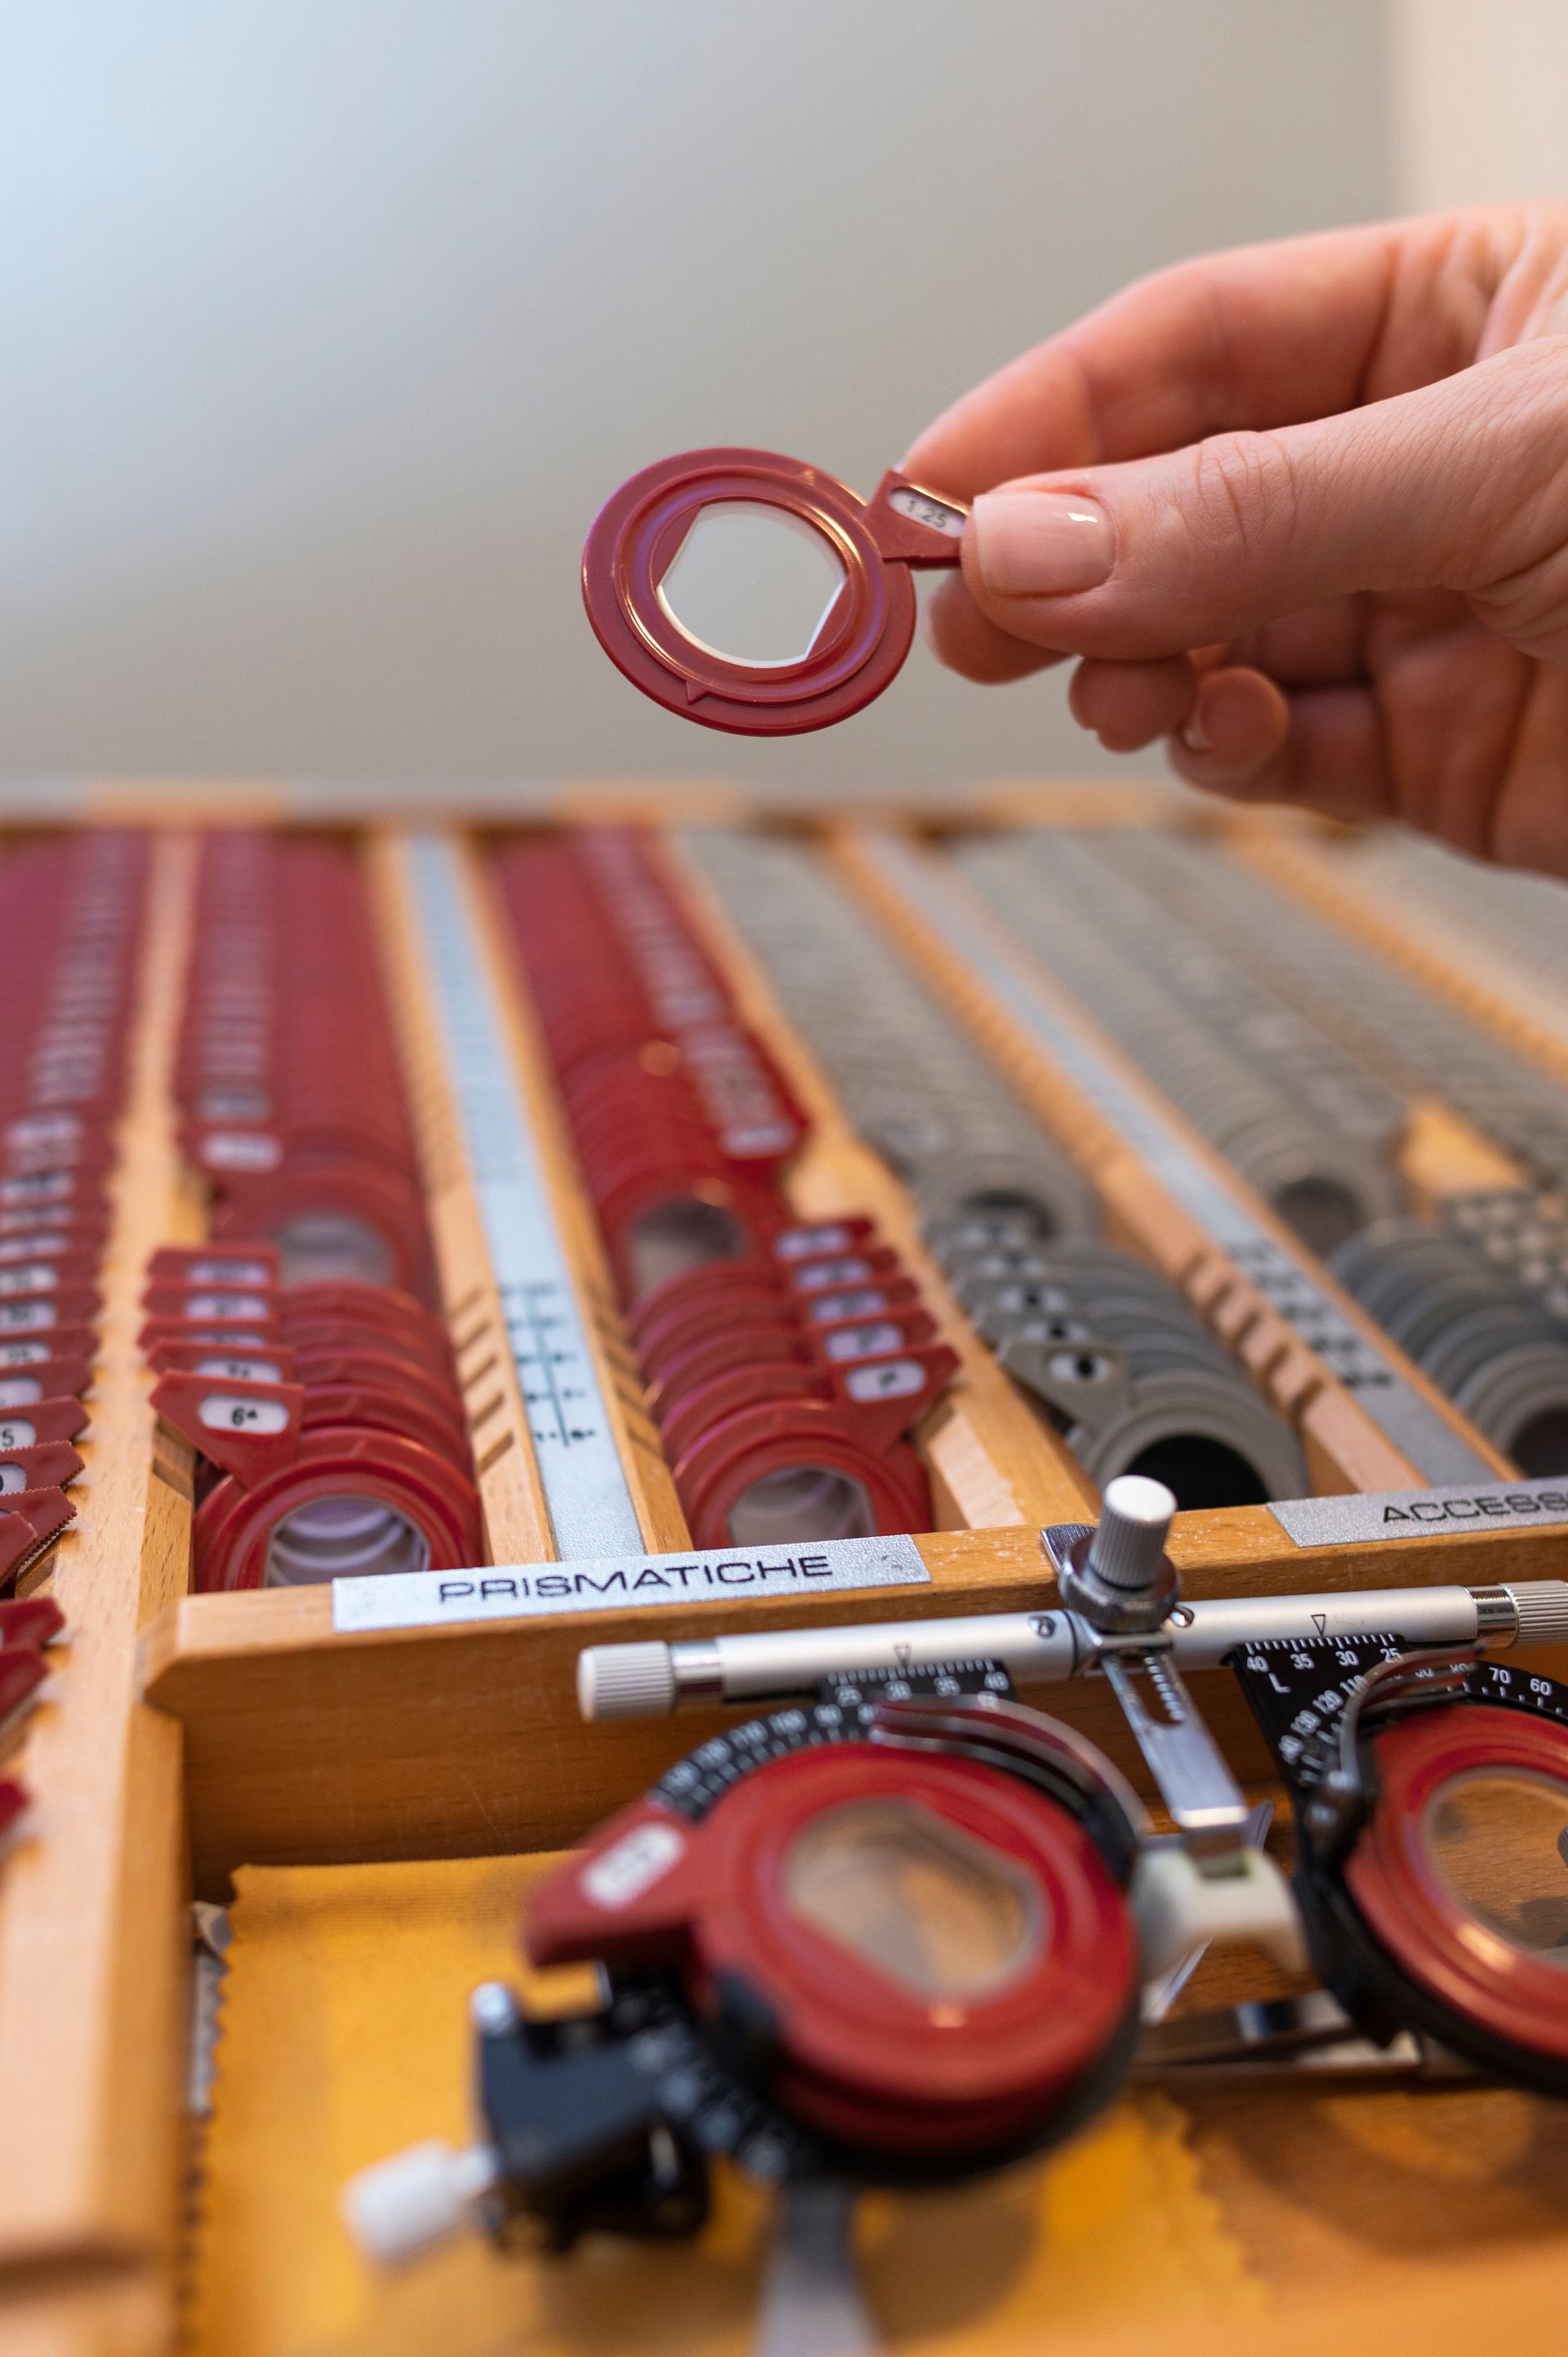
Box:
[470, 1981, 519, 2037]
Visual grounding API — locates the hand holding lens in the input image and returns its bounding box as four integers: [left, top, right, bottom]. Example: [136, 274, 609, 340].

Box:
[581, 449, 967, 735]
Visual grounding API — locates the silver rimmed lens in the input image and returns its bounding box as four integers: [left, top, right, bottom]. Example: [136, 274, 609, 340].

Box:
[1331, 1205, 1568, 1473]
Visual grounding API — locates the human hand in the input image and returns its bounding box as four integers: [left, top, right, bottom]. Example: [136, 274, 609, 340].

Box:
[903, 206, 1568, 873]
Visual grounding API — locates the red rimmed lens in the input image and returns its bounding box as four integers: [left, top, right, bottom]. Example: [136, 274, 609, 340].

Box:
[193, 1425, 483, 1590]
[528, 1741, 1138, 2160]
[285, 1344, 465, 1424]
[581, 450, 967, 737]
[672, 1401, 933, 1547]
[210, 1166, 434, 1300]
[297, 1382, 470, 1464]
[1344, 1704, 1568, 2072]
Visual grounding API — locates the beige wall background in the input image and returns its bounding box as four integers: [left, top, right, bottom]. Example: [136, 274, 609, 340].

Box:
[1389, 0, 1568, 210]
[0, 3, 1552, 798]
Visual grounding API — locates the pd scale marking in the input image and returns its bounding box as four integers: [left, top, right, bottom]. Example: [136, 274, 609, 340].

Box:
[404, 834, 645, 1559]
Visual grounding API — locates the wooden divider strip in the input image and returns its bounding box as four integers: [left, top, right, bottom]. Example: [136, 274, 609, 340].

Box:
[1398, 1096, 1525, 1212]
[658, 831, 1096, 1529]
[0, 834, 197, 2308]
[831, 828, 1512, 1495]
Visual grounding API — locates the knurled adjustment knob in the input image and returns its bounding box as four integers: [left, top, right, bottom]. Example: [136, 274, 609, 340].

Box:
[577, 1642, 678, 1721]
[1503, 1580, 1568, 1646]
[1058, 1473, 1179, 1633]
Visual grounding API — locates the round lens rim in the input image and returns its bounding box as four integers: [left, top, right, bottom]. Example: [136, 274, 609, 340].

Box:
[1345, 1702, 1568, 2068]
[581, 448, 918, 737]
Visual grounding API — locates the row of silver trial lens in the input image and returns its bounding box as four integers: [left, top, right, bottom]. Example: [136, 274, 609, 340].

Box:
[953, 828, 1410, 1259]
[1135, 822, 1568, 1186]
[955, 826, 1568, 1476]
[1330, 1191, 1568, 1477]
[684, 827, 1305, 1508]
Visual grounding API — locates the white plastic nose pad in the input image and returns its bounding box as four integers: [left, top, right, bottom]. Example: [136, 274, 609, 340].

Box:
[341, 2137, 500, 2266]
[1130, 1843, 1307, 1980]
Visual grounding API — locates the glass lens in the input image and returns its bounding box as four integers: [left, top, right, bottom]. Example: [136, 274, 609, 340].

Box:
[657, 501, 845, 668]
[1270, 1174, 1365, 1259]
[263, 1493, 431, 1584]
[1423, 1768, 1568, 1962]
[726, 1465, 874, 1547]
[783, 1798, 1041, 1998]
[1506, 1408, 1568, 1480]
[626, 1197, 746, 1297]
[273, 1211, 396, 1288]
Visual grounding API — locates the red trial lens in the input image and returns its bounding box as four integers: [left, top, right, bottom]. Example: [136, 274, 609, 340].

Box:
[0, 1361, 92, 1412]
[146, 1244, 282, 1290]
[150, 1372, 306, 1486]
[147, 1342, 297, 1388]
[0, 1592, 65, 1648]
[581, 449, 967, 737]
[0, 1442, 86, 1495]
[0, 1330, 97, 1378]
[192, 1428, 482, 1590]
[523, 1689, 1142, 2182]
[0, 1501, 71, 1589]
[1236, 1640, 1568, 2092]
[0, 1400, 88, 1450]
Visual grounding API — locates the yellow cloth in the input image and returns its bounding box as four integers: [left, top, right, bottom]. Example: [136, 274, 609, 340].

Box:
[191, 1855, 1260, 2357]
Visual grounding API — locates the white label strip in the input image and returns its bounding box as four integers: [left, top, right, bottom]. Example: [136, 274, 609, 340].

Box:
[1272, 1477, 1568, 1548]
[332, 1531, 931, 1631]
[866, 835, 1493, 1486]
[404, 835, 646, 1559]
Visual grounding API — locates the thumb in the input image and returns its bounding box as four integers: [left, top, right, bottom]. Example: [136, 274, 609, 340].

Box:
[959, 339, 1568, 662]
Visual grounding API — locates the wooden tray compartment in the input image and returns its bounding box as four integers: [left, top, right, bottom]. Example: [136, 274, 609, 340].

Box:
[6, 794, 1568, 2357]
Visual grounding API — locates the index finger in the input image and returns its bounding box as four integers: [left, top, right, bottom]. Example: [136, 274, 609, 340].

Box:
[901, 218, 1472, 501]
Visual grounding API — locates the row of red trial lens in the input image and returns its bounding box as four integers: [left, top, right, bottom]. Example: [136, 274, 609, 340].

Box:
[175, 831, 436, 1302]
[0, 834, 150, 1838]
[149, 832, 481, 1589]
[494, 829, 956, 1548]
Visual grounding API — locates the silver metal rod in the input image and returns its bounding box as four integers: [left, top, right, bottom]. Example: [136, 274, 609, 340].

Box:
[577, 1612, 1089, 1719]
[576, 1580, 1568, 1720]
[1164, 1584, 1484, 1666]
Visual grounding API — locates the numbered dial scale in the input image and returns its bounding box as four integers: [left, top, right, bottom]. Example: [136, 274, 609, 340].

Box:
[1234, 1637, 1568, 2089]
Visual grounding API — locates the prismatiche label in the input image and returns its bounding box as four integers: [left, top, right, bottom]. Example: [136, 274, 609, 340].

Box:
[332, 1531, 931, 1633]
[1270, 1477, 1568, 1549]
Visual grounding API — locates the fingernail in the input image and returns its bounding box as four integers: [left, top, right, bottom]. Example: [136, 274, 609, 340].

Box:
[971, 490, 1116, 597]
